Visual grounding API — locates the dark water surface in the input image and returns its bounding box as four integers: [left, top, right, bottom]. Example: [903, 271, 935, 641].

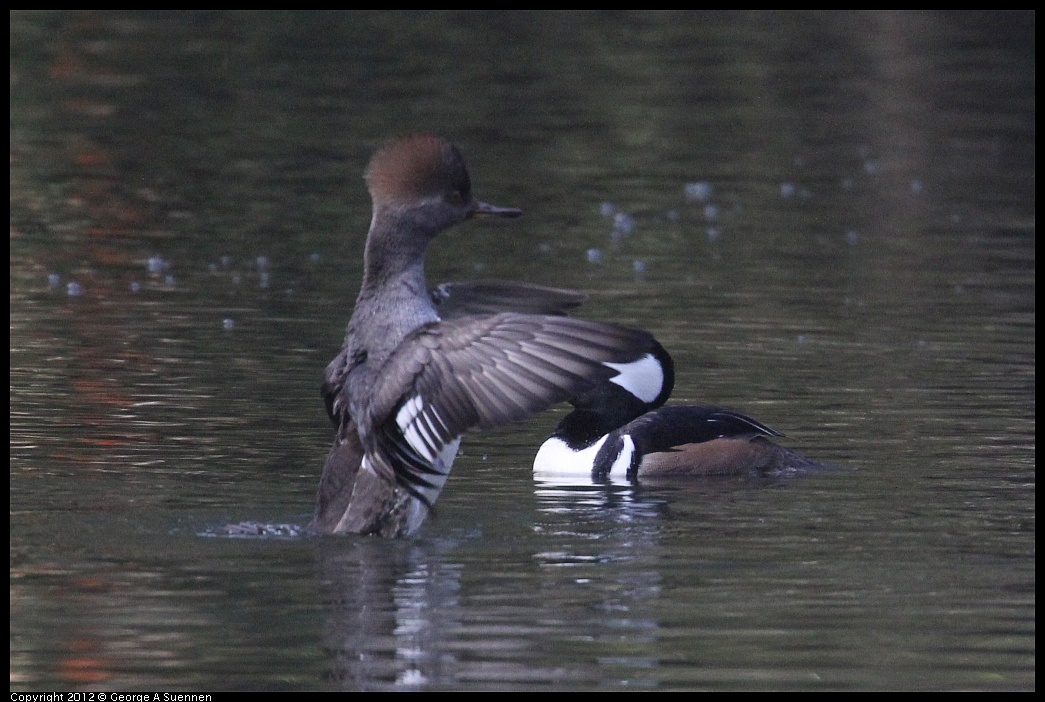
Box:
[11, 11, 1033, 691]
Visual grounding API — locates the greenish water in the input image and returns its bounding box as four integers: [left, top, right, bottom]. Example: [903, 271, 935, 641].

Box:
[11, 11, 1034, 691]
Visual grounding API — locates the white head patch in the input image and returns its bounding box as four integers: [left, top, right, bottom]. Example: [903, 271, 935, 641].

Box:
[604, 353, 665, 404]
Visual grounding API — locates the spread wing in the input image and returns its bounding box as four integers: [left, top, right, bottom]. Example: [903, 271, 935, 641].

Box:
[430, 280, 586, 317]
[321, 281, 587, 427]
[360, 313, 663, 509]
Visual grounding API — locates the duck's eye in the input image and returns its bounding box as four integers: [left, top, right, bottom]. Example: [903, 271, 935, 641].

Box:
[448, 189, 467, 205]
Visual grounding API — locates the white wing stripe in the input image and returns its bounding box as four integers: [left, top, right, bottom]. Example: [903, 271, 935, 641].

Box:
[418, 408, 446, 448]
[404, 424, 434, 462]
[397, 395, 439, 462]
[395, 396, 460, 469]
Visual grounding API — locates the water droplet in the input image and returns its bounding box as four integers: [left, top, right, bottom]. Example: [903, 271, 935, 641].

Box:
[684, 181, 713, 202]
[612, 212, 635, 235]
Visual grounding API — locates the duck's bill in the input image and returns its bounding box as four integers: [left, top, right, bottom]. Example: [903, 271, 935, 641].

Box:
[471, 200, 523, 218]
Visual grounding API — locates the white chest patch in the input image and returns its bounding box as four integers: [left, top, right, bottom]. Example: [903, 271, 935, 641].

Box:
[533, 434, 636, 485]
[532, 435, 608, 476]
[611, 435, 636, 477]
[603, 353, 665, 404]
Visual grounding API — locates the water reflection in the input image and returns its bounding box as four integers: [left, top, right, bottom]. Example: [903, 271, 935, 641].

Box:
[311, 477, 814, 690]
[533, 488, 666, 688]
[316, 538, 458, 690]
[313, 485, 674, 691]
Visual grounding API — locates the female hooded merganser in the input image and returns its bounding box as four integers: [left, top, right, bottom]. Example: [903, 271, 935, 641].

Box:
[533, 353, 825, 483]
[311, 134, 670, 537]
[319, 279, 587, 423]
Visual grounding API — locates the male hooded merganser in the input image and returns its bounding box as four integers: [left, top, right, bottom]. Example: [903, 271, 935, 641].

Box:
[533, 359, 825, 482]
[310, 134, 670, 537]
